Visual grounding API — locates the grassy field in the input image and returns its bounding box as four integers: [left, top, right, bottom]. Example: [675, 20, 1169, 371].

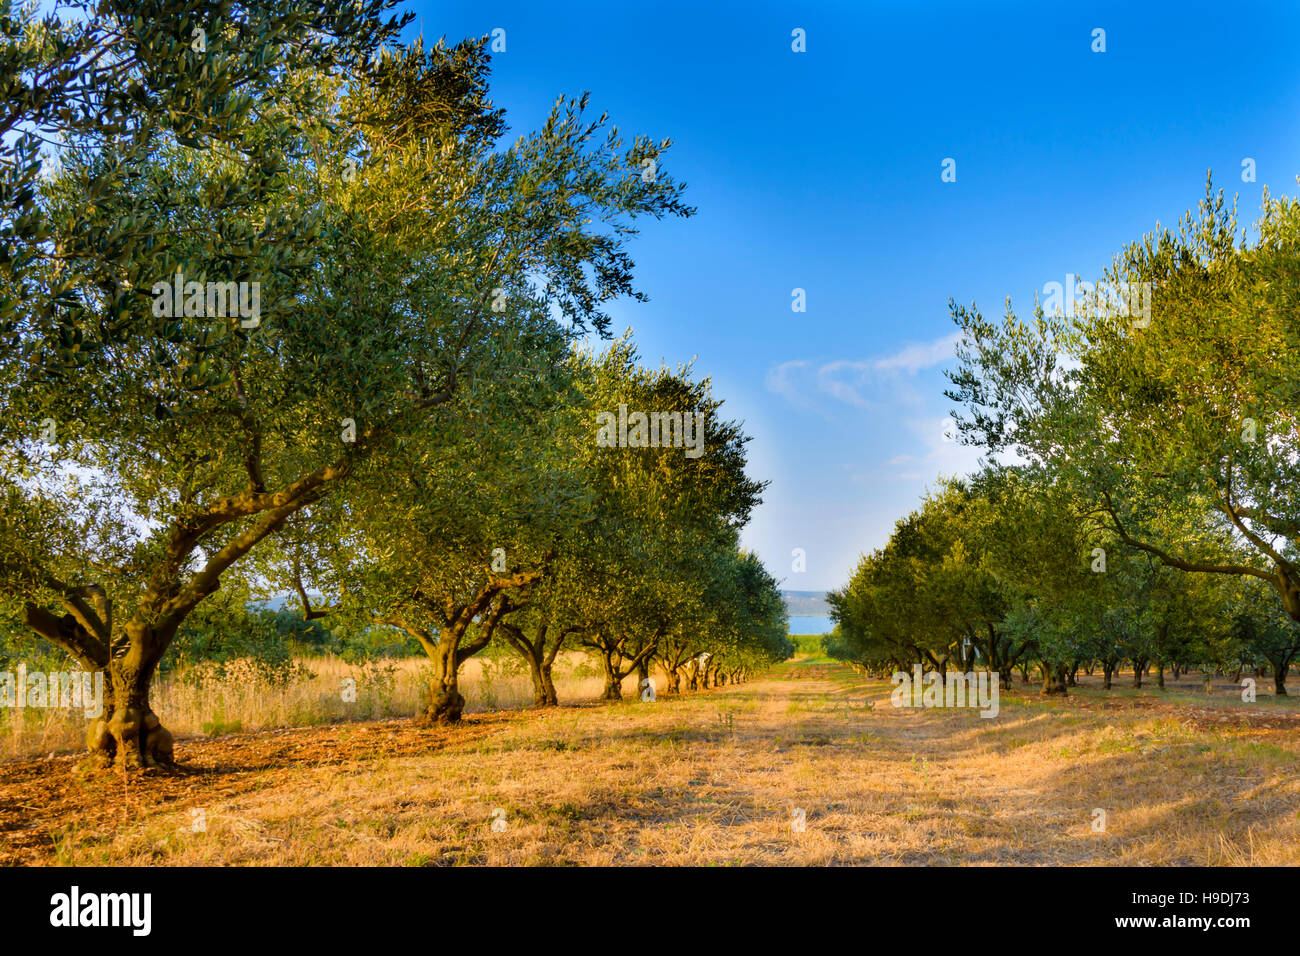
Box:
[2, 649, 1298, 866]
[0, 652, 617, 761]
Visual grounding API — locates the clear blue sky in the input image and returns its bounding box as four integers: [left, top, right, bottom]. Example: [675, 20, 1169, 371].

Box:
[411, 0, 1300, 590]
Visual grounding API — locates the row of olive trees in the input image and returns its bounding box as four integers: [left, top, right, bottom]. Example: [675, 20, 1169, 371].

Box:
[0, 1, 788, 769]
[260, 335, 792, 722]
[827, 465, 1297, 696]
[829, 175, 1300, 696]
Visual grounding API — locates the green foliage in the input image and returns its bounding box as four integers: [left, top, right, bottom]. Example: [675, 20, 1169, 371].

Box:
[0, 3, 788, 750]
[0, 6, 710, 741]
[791, 634, 824, 655]
[834, 174, 1300, 694]
[947, 175, 1300, 623]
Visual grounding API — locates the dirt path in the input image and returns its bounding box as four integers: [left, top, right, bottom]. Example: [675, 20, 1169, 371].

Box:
[2, 656, 1298, 865]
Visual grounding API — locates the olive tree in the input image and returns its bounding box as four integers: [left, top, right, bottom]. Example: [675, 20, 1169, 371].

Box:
[0, 26, 693, 763]
[947, 177, 1300, 625]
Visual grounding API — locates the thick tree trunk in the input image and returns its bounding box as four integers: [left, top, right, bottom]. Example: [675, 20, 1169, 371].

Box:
[423, 636, 466, 724]
[414, 587, 519, 723]
[525, 655, 551, 707]
[1131, 657, 1148, 689]
[501, 622, 563, 707]
[540, 662, 559, 706]
[1040, 662, 1067, 696]
[89, 640, 175, 769]
[519, 645, 558, 707]
[25, 600, 175, 769]
[1102, 663, 1115, 690]
[601, 650, 622, 700]
[664, 664, 681, 694]
[1273, 664, 1289, 697]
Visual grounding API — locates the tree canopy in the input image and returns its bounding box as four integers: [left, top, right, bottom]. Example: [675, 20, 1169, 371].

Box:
[829, 175, 1300, 699]
[0, 5, 788, 767]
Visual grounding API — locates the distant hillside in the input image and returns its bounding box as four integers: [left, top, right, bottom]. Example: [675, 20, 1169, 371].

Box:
[782, 590, 831, 616]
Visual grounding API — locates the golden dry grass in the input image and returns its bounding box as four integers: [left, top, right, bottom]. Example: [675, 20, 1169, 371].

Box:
[4, 652, 1299, 865]
[0, 652, 615, 761]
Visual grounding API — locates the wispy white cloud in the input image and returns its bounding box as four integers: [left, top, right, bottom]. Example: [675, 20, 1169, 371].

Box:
[763, 359, 815, 409]
[764, 332, 960, 411]
[765, 333, 1002, 489]
[872, 332, 961, 374]
[815, 360, 883, 409]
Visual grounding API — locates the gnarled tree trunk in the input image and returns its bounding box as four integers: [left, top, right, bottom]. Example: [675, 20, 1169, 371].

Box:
[1040, 660, 1068, 696]
[26, 599, 177, 769]
[585, 631, 658, 701]
[423, 635, 467, 724]
[500, 621, 572, 707]
[662, 662, 682, 694]
[99, 639, 175, 769]
[600, 647, 623, 700]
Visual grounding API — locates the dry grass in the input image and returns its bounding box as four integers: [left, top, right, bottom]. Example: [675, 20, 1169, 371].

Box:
[3, 652, 1299, 865]
[0, 652, 618, 761]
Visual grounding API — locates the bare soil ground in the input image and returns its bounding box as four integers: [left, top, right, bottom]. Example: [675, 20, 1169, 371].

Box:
[2, 655, 1298, 866]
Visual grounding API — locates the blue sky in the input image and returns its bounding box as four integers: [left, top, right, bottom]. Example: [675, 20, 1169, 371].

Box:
[413, 0, 1300, 590]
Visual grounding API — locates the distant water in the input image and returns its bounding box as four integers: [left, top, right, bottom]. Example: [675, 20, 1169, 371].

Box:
[788, 615, 834, 635]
